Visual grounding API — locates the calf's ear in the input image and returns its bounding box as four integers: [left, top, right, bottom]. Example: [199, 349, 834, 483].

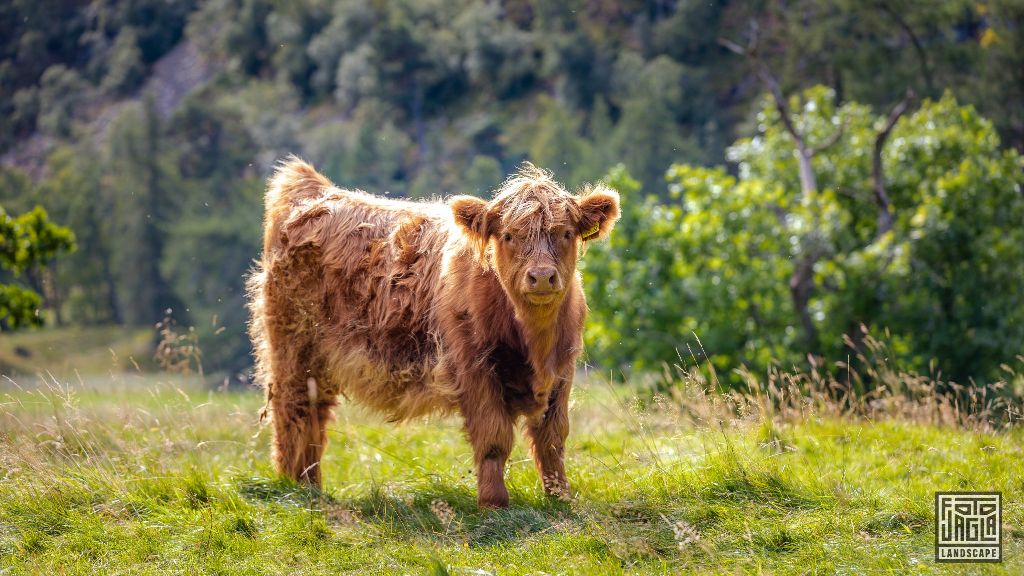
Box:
[451, 195, 492, 240]
[577, 184, 620, 241]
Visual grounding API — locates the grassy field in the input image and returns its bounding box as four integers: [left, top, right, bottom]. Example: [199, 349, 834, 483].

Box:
[0, 325, 153, 379]
[1, 364, 1021, 575]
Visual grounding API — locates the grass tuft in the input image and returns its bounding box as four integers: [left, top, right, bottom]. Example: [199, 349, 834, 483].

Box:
[751, 525, 800, 553]
[230, 516, 258, 538]
[864, 510, 930, 535]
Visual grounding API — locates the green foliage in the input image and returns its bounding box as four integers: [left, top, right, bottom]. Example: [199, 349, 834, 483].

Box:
[36, 145, 121, 325]
[603, 53, 715, 192]
[162, 208, 260, 371]
[582, 164, 798, 373]
[307, 100, 412, 195]
[101, 27, 145, 95]
[223, 0, 274, 76]
[0, 167, 34, 214]
[105, 97, 182, 327]
[583, 166, 704, 372]
[2, 0, 1021, 162]
[96, 0, 196, 65]
[877, 96, 1024, 380]
[525, 96, 590, 187]
[0, 206, 76, 275]
[586, 89, 1024, 383]
[36, 65, 88, 138]
[977, 0, 1024, 150]
[0, 205, 76, 330]
[0, 283, 41, 329]
[462, 155, 504, 197]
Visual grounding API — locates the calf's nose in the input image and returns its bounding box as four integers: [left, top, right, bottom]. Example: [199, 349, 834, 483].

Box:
[526, 266, 559, 290]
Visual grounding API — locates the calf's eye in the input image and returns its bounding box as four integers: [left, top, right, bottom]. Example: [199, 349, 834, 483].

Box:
[563, 230, 572, 240]
[503, 232, 513, 242]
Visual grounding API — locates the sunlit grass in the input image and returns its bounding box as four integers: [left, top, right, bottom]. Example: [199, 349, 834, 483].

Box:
[1, 368, 1021, 574]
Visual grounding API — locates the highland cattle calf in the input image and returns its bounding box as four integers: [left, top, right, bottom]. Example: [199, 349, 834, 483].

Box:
[247, 159, 619, 508]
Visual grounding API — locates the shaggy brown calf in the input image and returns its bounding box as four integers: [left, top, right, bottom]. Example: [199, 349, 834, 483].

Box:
[247, 158, 619, 508]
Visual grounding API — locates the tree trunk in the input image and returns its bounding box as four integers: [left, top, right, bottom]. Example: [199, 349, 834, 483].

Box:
[719, 33, 844, 357]
[46, 263, 64, 326]
[102, 247, 122, 324]
[789, 253, 820, 354]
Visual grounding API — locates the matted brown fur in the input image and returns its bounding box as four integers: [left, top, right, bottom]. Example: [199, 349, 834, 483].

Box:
[247, 157, 619, 507]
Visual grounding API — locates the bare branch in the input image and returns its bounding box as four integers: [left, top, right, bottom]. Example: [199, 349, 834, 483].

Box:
[753, 62, 806, 153]
[872, 89, 916, 235]
[877, 3, 934, 94]
[717, 37, 747, 56]
[808, 120, 847, 157]
[719, 35, 816, 193]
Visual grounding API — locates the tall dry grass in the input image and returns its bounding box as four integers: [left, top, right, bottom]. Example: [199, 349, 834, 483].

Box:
[651, 328, 1023, 432]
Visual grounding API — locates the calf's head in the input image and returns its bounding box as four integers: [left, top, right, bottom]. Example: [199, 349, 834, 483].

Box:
[451, 163, 620, 314]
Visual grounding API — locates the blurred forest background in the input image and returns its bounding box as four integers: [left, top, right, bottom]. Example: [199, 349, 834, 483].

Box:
[1, 0, 1023, 389]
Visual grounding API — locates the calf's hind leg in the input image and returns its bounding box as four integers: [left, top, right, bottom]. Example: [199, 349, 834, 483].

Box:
[269, 368, 336, 486]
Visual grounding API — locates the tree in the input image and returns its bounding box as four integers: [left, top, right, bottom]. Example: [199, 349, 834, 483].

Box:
[37, 144, 121, 324]
[162, 94, 263, 373]
[306, 0, 376, 97]
[0, 206, 76, 330]
[720, 28, 917, 354]
[462, 155, 504, 197]
[608, 54, 701, 194]
[223, 0, 273, 75]
[525, 96, 590, 187]
[306, 100, 412, 195]
[36, 64, 88, 138]
[89, 0, 196, 64]
[870, 94, 1024, 380]
[585, 88, 1024, 385]
[716, 1, 971, 107]
[266, 0, 325, 98]
[456, 0, 538, 99]
[976, 0, 1024, 150]
[101, 26, 145, 95]
[105, 96, 182, 326]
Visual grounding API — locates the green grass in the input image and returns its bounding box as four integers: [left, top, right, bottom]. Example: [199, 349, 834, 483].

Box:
[0, 372, 1021, 574]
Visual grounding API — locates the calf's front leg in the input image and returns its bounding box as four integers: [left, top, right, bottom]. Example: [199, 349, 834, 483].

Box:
[524, 378, 571, 500]
[460, 380, 515, 509]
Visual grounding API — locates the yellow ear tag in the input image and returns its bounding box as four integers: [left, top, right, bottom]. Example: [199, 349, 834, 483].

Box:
[582, 222, 600, 240]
